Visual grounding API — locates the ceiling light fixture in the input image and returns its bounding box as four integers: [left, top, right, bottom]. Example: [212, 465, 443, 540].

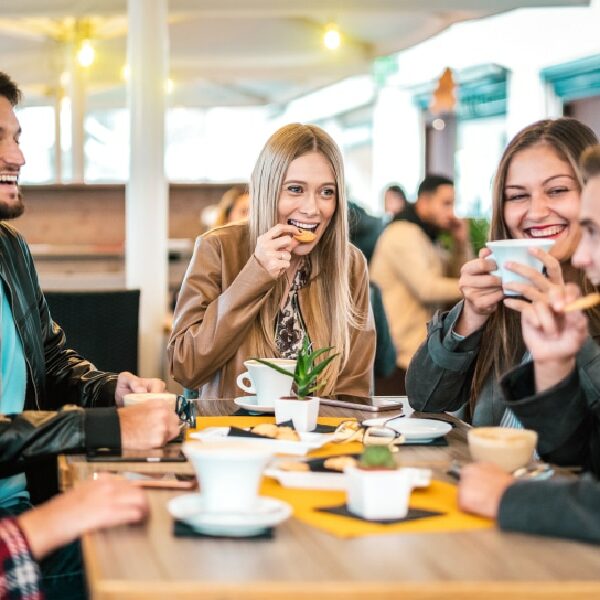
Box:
[76, 40, 95, 68]
[166, 78, 174, 94]
[323, 23, 341, 50]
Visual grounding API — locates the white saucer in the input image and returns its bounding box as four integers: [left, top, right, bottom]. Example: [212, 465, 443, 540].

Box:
[168, 494, 291, 537]
[234, 396, 275, 414]
[362, 417, 452, 442]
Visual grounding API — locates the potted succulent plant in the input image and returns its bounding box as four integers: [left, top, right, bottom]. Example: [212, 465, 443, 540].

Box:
[345, 446, 415, 520]
[253, 338, 337, 432]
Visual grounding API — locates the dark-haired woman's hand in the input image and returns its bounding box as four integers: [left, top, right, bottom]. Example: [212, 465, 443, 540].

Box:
[456, 247, 504, 336]
[254, 224, 299, 279]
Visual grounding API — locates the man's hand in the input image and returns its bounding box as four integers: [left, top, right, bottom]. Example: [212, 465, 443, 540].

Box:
[118, 399, 181, 449]
[449, 217, 469, 245]
[115, 371, 165, 405]
[458, 463, 514, 519]
[17, 475, 148, 560]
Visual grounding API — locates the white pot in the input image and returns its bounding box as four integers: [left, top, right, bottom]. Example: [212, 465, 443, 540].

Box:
[274, 396, 320, 432]
[345, 467, 416, 520]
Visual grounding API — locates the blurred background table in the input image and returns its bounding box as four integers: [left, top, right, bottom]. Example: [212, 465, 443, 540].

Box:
[64, 400, 600, 600]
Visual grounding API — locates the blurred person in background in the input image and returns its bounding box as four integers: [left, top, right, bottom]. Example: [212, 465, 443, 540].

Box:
[459, 145, 600, 545]
[169, 123, 375, 399]
[371, 174, 469, 394]
[407, 118, 600, 431]
[213, 184, 250, 227]
[383, 184, 407, 222]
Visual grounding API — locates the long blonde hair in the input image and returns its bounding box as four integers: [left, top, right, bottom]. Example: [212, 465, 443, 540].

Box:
[247, 123, 364, 394]
[471, 118, 600, 411]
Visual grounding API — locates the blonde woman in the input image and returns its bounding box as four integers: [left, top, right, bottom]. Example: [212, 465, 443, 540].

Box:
[213, 184, 250, 227]
[169, 123, 375, 398]
[407, 118, 600, 425]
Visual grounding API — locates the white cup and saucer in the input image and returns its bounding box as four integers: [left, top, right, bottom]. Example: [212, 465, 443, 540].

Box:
[234, 358, 296, 413]
[168, 441, 292, 536]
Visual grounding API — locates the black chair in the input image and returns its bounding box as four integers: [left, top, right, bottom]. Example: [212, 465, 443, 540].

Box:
[44, 289, 140, 374]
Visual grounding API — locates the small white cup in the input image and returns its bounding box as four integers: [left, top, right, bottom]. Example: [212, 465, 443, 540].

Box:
[122, 392, 177, 411]
[345, 467, 417, 520]
[182, 441, 273, 513]
[236, 359, 296, 407]
[274, 396, 320, 432]
[485, 239, 554, 296]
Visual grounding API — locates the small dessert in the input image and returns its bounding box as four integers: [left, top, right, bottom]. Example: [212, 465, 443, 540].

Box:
[323, 456, 357, 472]
[250, 424, 300, 441]
[293, 230, 316, 243]
[278, 460, 310, 472]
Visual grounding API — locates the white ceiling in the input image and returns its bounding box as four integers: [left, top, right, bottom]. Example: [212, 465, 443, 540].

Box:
[1, 0, 588, 110]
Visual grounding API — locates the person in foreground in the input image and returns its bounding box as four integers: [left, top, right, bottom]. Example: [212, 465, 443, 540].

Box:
[407, 118, 600, 434]
[0, 72, 179, 597]
[169, 123, 375, 398]
[459, 146, 600, 544]
[0, 476, 148, 600]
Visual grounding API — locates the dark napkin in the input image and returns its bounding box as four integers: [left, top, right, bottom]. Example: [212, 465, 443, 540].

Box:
[305, 454, 361, 472]
[277, 419, 338, 433]
[232, 408, 267, 417]
[226, 422, 338, 437]
[173, 520, 274, 540]
[316, 504, 444, 525]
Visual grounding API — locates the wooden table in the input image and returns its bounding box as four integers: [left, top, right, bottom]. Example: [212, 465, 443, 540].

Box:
[65, 400, 600, 600]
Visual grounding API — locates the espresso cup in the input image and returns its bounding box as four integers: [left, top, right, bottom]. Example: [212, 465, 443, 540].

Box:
[122, 392, 177, 411]
[182, 441, 273, 513]
[468, 427, 538, 473]
[485, 239, 554, 296]
[236, 359, 296, 407]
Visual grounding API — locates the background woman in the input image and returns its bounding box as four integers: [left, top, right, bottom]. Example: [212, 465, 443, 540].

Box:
[407, 118, 600, 425]
[213, 184, 250, 227]
[169, 123, 375, 399]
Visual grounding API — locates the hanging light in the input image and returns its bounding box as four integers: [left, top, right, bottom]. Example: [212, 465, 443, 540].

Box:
[323, 23, 341, 50]
[430, 67, 456, 115]
[166, 78, 174, 94]
[76, 40, 95, 68]
[121, 64, 130, 81]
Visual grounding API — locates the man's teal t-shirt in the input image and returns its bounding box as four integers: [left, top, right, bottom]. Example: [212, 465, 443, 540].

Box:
[0, 279, 28, 506]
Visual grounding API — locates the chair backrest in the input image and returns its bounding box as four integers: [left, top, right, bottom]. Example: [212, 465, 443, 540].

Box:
[44, 289, 140, 374]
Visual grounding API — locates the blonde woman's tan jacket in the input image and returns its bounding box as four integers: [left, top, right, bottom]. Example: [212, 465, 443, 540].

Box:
[168, 223, 376, 399]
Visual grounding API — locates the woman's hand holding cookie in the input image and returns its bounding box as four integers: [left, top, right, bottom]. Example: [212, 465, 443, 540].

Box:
[254, 224, 299, 279]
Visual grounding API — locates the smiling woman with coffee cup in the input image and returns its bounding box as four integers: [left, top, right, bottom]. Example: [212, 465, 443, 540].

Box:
[168, 124, 375, 399]
[407, 118, 600, 426]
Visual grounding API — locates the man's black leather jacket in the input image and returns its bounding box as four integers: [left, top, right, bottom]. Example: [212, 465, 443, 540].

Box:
[0, 223, 120, 480]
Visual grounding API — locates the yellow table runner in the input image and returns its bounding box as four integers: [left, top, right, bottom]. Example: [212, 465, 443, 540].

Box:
[191, 416, 492, 538]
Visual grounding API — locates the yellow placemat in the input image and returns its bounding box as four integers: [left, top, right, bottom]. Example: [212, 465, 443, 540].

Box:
[189, 416, 492, 538]
[260, 478, 492, 538]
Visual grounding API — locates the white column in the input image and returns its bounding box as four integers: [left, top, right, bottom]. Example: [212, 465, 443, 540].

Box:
[53, 88, 62, 183]
[68, 54, 86, 183]
[371, 85, 423, 211]
[126, 0, 169, 378]
[506, 65, 561, 140]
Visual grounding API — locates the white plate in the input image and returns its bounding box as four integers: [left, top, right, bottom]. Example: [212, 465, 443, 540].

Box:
[168, 494, 291, 537]
[362, 417, 452, 442]
[265, 467, 345, 490]
[265, 465, 431, 491]
[189, 427, 334, 455]
[234, 396, 275, 414]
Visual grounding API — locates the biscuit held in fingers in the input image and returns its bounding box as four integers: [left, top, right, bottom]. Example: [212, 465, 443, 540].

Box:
[293, 230, 316, 243]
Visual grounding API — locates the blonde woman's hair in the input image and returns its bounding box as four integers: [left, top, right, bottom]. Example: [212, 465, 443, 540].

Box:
[214, 184, 249, 227]
[471, 118, 600, 412]
[581, 145, 600, 183]
[247, 123, 364, 394]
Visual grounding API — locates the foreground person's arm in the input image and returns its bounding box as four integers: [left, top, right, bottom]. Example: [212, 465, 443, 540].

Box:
[459, 463, 600, 544]
[0, 477, 148, 599]
[17, 476, 149, 560]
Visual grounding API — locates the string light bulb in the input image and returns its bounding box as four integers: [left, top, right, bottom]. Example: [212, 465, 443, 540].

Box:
[166, 78, 174, 94]
[121, 64, 130, 81]
[323, 23, 341, 50]
[76, 40, 95, 68]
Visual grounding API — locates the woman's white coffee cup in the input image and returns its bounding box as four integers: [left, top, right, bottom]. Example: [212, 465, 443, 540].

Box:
[468, 427, 538, 473]
[236, 359, 296, 407]
[485, 239, 554, 296]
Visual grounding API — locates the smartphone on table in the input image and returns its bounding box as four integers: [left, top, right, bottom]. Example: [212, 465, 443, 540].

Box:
[86, 446, 186, 463]
[320, 395, 406, 412]
[95, 471, 196, 490]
